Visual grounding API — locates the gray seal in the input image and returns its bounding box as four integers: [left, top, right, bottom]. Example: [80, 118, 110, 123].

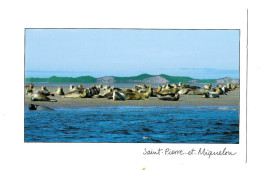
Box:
[29, 104, 54, 111]
[157, 93, 180, 101]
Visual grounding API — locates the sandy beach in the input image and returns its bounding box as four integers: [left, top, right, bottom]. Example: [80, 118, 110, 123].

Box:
[24, 86, 240, 108]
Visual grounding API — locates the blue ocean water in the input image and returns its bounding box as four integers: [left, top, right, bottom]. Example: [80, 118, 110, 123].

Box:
[24, 106, 239, 143]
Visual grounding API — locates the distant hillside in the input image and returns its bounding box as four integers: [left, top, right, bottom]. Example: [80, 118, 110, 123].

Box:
[25, 74, 239, 84]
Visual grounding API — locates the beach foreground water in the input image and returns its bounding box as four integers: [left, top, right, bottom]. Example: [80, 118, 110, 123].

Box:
[24, 106, 239, 143]
[24, 86, 239, 143]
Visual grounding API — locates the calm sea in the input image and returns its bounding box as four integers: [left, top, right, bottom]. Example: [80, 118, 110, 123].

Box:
[24, 106, 239, 143]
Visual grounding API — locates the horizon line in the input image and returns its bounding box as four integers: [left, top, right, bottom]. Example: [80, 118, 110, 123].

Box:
[24, 73, 239, 80]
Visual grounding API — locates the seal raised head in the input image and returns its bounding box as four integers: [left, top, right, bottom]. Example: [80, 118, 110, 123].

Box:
[54, 87, 65, 95]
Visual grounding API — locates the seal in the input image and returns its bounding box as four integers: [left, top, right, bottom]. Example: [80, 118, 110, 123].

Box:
[164, 83, 173, 90]
[215, 87, 226, 95]
[123, 91, 142, 100]
[222, 86, 229, 93]
[204, 83, 212, 90]
[157, 93, 180, 101]
[38, 86, 54, 96]
[113, 90, 126, 101]
[64, 88, 90, 98]
[69, 84, 79, 92]
[25, 83, 34, 93]
[190, 88, 210, 95]
[178, 88, 190, 95]
[202, 92, 219, 98]
[158, 88, 179, 95]
[31, 92, 57, 102]
[172, 83, 178, 88]
[226, 83, 232, 89]
[54, 87, 65, 95]
[29, 104, 54, 111]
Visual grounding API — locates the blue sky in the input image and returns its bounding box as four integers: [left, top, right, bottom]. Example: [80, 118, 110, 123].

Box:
[25, 29, 239, 79]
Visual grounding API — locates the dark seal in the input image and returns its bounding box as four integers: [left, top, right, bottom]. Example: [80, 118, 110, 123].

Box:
[29, 104, 54, 111]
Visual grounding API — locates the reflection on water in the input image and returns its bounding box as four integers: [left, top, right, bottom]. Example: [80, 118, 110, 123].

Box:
[24, 106, 239, 143]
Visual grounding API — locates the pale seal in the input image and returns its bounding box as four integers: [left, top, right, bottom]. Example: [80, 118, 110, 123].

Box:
[54, 87, 65, 95]
[202, 92, 219, 98]
[178, 88, 190, 95]
[31, 92, 57, 102]
[64, 88, 90, 98]
[204, 83, 212, 90]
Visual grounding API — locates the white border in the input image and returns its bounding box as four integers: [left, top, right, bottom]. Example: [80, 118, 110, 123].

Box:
[0, 1, 256, 170]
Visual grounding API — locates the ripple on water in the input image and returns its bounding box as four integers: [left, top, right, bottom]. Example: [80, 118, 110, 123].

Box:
[25, 106, 239, 143]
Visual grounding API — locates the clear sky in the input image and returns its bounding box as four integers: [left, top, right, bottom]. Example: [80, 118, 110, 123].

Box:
[25, 29, 239, 79]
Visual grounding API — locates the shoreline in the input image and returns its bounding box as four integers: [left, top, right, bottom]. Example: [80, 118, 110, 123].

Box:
[24, 86, 240, 108]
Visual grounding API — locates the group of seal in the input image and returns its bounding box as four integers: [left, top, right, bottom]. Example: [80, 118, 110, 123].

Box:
[25, 82, 239, 105]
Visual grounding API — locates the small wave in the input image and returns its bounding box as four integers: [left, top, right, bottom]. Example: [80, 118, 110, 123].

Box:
[223, 131, 239, 134]
[142, 136, 162, 142]
[229, 123, 239, 126]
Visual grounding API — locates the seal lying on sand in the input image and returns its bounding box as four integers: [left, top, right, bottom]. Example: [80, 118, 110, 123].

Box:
[121, 91, 150, 100]
[178, 88, 190, 95]
[157, 93, 180, 101]
[158, 88, 179, 95]
[188, 88, 210, 95]
[64, 88, 90, 98]
[29, 104, 54, 111]
[113, 90, 126, 101]
[31, 92, 57, 102]
[202, 92, 219, 98]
